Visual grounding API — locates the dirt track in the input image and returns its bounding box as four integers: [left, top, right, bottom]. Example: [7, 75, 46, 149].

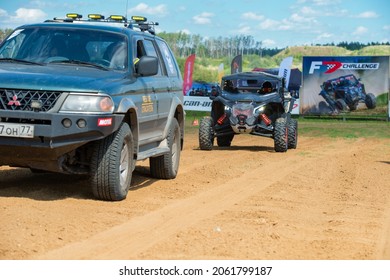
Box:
[1, 132, 390, 260]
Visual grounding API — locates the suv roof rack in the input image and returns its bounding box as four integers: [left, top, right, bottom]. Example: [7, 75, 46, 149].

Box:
[45, 14, 159, 35]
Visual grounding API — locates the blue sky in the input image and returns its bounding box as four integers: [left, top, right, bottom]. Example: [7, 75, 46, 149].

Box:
[0, 0, 389, 48]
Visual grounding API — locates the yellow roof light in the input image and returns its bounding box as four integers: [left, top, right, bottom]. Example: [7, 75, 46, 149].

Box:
[66, 13, 82, 19]
[88, 14, 105, 20]
[109, 15, 126, 21]
[131, 16, 147, 22]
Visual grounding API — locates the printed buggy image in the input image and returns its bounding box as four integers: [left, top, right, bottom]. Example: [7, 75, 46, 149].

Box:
[318, 74, 376, 114]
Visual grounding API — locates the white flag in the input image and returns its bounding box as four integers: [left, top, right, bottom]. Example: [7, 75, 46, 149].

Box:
[278, 56, 293, 88]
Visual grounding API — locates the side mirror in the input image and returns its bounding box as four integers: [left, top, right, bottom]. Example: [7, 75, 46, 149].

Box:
[136, 56, 158, 76]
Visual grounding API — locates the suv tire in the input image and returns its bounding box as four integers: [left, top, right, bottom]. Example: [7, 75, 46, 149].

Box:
[90, 122, 134, 201]
[150, 118, 181, 179]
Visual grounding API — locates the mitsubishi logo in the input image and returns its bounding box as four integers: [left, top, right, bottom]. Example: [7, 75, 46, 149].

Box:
[8, 95, 21, 106]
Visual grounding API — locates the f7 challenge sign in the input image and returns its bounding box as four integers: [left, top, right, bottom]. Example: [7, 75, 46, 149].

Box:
[309, 61, 380, 74]
[301, 56, 389, 118]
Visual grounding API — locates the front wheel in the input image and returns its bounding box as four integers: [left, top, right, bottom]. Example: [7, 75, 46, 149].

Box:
[199, 117, 214, 150]
[365, 93, 376, 109]
[274, 117, 288, 152]
[336, 98, 347, 111]
[90, 122, 134, 201]
[217, 134, 234, 147]
[150, 118, 181, 179]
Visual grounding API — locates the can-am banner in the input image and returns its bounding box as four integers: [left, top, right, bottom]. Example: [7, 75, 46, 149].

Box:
[301, 56, 389, 118]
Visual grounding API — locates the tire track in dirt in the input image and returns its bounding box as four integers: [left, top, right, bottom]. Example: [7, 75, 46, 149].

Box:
[36, 137, 357, 259]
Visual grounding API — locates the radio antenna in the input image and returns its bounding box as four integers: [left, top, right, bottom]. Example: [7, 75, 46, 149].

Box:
[125, 0, 129, 19]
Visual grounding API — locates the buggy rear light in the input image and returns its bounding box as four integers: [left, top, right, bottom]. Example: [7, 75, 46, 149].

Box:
[217, 114, 227, 125]
[260, 113, 271, 126]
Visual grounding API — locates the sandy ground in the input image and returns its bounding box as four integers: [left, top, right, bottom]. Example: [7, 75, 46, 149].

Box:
[1, 132, 390, 260]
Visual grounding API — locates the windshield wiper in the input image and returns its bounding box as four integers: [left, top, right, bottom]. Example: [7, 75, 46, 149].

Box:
[48, 59, 109, 71]
[0, 58, 44, 65]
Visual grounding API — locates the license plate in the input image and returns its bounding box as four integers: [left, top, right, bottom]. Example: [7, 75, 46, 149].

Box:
[0, 122, 34, 138]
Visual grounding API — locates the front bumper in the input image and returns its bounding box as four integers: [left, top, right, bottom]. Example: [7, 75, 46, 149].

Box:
[0, 110, 124, 166]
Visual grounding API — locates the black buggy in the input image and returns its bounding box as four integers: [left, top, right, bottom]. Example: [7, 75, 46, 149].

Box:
[198, 71, 297, 152]
[318, 74, 376, 113]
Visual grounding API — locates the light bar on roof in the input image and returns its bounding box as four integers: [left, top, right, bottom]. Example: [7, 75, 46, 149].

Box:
[66, 13, 82, 19]
[88, 14, 105, 20]
[131, 16, 147, 22]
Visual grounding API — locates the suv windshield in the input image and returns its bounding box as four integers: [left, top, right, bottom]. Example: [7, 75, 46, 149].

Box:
[0, 27, 128, 71]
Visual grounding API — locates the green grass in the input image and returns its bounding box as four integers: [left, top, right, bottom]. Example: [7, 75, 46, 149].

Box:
[184, 111, 390, 138]
[295, 118, 390, 138]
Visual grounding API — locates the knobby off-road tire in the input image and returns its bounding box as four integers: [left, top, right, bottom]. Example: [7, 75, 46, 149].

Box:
[217, 134, 234, 147]
[336, 98, 348, 111]
[199, 117, 214, 150]
[365, 93, 376, 109]
[274, 117, 288, 152]
[150, 118, 181, 179]
[90, 122, 134, 201]
[287, 118, 298, 149]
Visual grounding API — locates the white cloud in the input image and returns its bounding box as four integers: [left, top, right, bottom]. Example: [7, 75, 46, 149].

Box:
[235, 25, 252, 35]
[316, 32, 333, 40]
[262, 39, 276, 47]
[383, 25, 390, 31]
[193, 12, 214, 25]
[128, 3, 168, 16]
[352, 26, 368, 35]
[179, 29, 191, 35]
[313, 0, 339, 6]
[0, 9, 7, 17]
[242, 12, 264, 21]
[355, 11, 378, 18]
[290, 13, 314, 23]
[300, 6, 317, 16]
[258, 19, 280, 30]
[6, 8, 47, 23]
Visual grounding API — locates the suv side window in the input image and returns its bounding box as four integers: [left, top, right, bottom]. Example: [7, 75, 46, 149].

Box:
[135, 39, 162, 76]
[156, 40, 178, 78]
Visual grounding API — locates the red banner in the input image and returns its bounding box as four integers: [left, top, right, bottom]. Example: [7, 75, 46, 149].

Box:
[183, 54, 196, 95]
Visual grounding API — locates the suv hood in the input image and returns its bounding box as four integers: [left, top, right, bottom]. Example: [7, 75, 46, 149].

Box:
[0, 63, 129, 93]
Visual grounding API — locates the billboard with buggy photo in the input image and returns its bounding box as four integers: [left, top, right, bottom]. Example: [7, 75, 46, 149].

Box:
[301, 56, 389, 117]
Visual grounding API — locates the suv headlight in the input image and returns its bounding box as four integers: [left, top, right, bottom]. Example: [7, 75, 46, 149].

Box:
[59, 93, 114, 114]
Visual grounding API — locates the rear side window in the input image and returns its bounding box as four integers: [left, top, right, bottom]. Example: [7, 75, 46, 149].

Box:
[156, 40, 178, 77]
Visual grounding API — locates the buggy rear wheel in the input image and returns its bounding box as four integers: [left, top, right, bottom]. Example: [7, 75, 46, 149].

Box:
[274, 117, 288, 153]
[199, 117, 214, 150]
[287, 118, 298, 149]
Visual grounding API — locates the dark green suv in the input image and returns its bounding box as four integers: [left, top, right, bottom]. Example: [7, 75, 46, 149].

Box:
[0, 14, 184, 201]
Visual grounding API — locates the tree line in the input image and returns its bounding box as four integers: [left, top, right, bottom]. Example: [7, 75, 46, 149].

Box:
[1, 28, 388, 58]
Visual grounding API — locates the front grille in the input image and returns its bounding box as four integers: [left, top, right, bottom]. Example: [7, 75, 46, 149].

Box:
[0, 89, 62, 112]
